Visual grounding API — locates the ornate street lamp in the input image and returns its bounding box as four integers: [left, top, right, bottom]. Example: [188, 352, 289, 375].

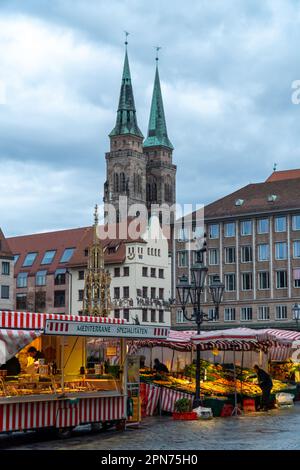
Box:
[176, 260, 224, 409]
[292, 303, 300, 330]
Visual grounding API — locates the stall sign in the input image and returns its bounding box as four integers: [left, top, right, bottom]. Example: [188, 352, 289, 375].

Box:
[45, 320, 169, 339]
[106, 347, 117, 356]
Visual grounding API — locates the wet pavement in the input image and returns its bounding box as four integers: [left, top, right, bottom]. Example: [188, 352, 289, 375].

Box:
[1, 405, 300, 450]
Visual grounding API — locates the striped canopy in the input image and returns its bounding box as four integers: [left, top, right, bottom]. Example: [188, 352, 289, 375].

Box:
[0, 329, 43, 365]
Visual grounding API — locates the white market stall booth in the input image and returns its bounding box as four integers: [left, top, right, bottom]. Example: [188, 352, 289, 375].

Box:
[0, 311, 169, 434]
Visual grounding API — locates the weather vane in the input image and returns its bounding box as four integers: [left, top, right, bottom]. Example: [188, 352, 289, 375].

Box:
[124, 31, 129, 46]
[155, 46, 162, 62]
[273, 163, 277, 172]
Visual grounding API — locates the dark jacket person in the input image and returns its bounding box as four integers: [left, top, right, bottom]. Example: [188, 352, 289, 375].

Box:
[0, 356, 21, 376]
[153, 358, 169, 373]
[254, 365, 273, 411]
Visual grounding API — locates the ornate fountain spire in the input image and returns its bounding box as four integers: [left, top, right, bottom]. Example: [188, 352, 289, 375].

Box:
[83, 206, 111, 317]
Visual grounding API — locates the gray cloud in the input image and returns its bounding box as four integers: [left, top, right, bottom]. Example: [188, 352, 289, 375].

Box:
[1, 0, 300, 236]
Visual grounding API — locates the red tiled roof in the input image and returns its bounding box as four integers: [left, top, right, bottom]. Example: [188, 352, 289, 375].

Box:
[7, 219, 148, 276]
[204, 177, 300, 220]
[266, 169, 300, 182]
[0, 228, 13, 259]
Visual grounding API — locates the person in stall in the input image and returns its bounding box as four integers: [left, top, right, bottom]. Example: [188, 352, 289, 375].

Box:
[253, 364, 273, 411]
[0, 356, 21, 378]
[153, 358, 169, 374]
[27, 346, 45, 361]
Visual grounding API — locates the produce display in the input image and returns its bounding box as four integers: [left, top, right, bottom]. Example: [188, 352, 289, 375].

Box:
[140, 361, 291, 398]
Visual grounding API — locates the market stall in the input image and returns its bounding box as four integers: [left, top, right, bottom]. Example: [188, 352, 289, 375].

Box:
[0, 311, 169, 434]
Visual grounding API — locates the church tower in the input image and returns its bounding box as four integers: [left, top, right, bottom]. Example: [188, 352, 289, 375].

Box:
[103, 40, 147, 222]
[144, 55, 176, 220]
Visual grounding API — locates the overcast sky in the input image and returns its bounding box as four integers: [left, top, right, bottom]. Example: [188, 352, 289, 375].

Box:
[1, 0, 300, 236]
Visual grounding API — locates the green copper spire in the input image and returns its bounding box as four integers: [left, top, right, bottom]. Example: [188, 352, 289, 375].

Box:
[143, 60, 173, 150]
[110, 44, 143, 138]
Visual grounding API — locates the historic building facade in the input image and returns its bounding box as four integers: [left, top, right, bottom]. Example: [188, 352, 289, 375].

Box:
[0, 228, 14, 311]
[172, 169, 300, 330]
[103, 47, 176, 223]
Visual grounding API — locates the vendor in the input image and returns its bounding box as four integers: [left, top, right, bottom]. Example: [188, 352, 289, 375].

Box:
[153, 358, 169, 374]
[27, 346, 45, 361]
[253, 364, 273, 411]
[0, 356, 21, 377]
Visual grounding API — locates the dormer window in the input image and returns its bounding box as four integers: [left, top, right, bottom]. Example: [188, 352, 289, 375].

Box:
[267, 194, 278, 202]
[235, 199, 244, 206]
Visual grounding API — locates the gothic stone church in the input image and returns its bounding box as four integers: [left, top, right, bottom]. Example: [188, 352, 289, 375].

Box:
[103, 47, 176, 223]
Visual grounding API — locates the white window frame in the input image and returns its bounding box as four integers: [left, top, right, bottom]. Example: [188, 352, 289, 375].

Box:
[241, 272, 253, 291]
[275, 242, 287, 260]
[257, 306, 270, 321]
[224, 273, 236, 292]
[224, 246, 236, 264]
[176, 309, 187, 324]
[241, 245, 252, 263]
[258, 271, 270, 290]
[208, 248, 219, 266]
[224, 222, 235, 238]
[258, 244, 269, 261]
[275, 216, 287, 233]
[276, 270, 288, 289]
[275, 305, 288, 320]
[292, 215, 300, 231]
[240, 220, 252, 236]
[178, 251, 188, 267]
[240, 307, 253, 322]
[257, 218, 269, 234]
[293, 240, 300, 259]
[209, 224, 219, 239]
[224, 308, 236, 322]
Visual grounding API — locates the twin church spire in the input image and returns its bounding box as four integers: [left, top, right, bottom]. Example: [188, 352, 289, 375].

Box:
[110, 43, 173, 150]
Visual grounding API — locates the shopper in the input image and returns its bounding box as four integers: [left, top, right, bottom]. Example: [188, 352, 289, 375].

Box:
[27, 346, 45, 360]
[253, 364, 273, 411]
[153, 358, 169, 373]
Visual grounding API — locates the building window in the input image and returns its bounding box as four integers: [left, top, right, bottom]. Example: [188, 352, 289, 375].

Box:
[241, 272, 253, 291]
[224, 308, 236, 321]
[55, 269, 66, 286]
[151, 268, 156, 278]
[294, 269, 300, 287]
[54, 291, 65, 308]
[275, 216, 286, 233]
[84, 249, 89, 257]
[208, 248, 219, 266]
[224, 222, 235, 238]
[123, 286, 129, 298]
[159, 269, 164, 279]
[114, 287, 120, 299]
[142, 309, 148, 322]
[208, 307, 218, 322]
[16, 293, 27, 310]
[240, 307, 253, 321]
[159, 288, 164, 299]
[23, 252, 38, 267]
[35, 291, 46, 312]
[1, 285, 9, 299]
[151, 310, 156, 322]
[225, 273, 236, 292]
[78, 290, 84, 301]
[208, 274, 220, 286]
[17, 272, 28, 288]
[225, 247, 236, 264]
[60, 248, 75, 263]
[41, 250, 56, 265]
[114, 267, 120, 277]
[123, 309, 130, 321]
[142, 267, 148, 277]
[275, 305, 287, 320]
[123, 267, 129, 277]
[258, 271, 270, 290]
[13, 254, 20, 264]
[142, 286, 148, 298]
[295, 279, 300, 288]
[209, 224, 219, 239]
[241, 246, 252, 263]
[292, 215, 300, 231]
[257, 218, 269, 234]
[114, 309, 120, 319]
[258, 244, 269, 261]
[275, 242, 287, 260]
[36, 270, 47, 286]
[178, 227, 189, 241]
[178, 251, 188, 267]
[241, 220, 252, 236]
[176, 309, 186, 323]
[1, 262, 10, 276]
[258, 306, 270, 321]
[78, 270, 84, 280]
[293, 241, 300, 259]
[276, 271, 287, 289]
[159, 310, 164, 323]
[151, 287, 156, 299]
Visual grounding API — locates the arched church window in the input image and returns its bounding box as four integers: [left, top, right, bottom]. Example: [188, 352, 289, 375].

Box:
[147, 183, 151, 201]
[152, 182, 157, 202]
[137, 175, 142, 194]
[120, 172, 126, 192]
[114, 173, 119, 192]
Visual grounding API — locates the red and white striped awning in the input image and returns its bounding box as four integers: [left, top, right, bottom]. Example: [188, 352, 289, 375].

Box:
[191, 328, 272, 351]
[0, 311, 125, 330]
[0, 329, 43, 365]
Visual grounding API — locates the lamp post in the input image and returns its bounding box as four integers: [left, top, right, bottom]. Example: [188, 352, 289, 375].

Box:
[176, 253, 225, 409]
[292, 303, 300, 330]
